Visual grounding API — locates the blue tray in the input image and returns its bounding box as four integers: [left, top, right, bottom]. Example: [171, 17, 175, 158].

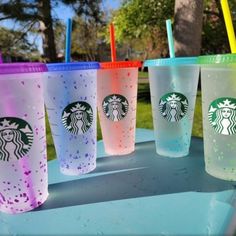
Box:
[1, 129, 236, 235]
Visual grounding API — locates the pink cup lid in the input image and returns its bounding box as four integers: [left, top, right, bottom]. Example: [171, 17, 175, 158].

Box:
[0, 63, 47, 75]
[100, 61, 142, 69]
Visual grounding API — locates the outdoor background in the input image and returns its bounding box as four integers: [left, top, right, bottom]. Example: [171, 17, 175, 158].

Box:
[0, 0, 235, 160]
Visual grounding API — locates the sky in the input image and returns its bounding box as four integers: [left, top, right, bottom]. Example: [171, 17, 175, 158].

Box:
[54, 0, 122, 22]
[0, 0, 122, 53]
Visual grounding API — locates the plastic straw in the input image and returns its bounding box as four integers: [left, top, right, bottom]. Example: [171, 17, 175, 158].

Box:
[0, 52, 3, 63]
[166, 19, 188, 146]
[109, 23, 116, 62]
[221, 0, 236, 53]
[65, 18, 72, 63]
[166, 19, 175, 58]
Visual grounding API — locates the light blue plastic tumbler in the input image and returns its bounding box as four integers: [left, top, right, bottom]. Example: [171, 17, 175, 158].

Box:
[144, 57, 199, 157]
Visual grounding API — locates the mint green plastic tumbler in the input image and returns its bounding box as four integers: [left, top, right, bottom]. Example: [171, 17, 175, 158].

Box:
[199, 54, 236, 180]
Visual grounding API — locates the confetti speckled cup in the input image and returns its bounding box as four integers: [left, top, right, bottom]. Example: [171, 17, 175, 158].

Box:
[0, 63, 48, 214]
[144, 57, 199, 158]
[44, 62, 99, 175]
[199, 54, 236, 180]
[97, 61, 141, 155]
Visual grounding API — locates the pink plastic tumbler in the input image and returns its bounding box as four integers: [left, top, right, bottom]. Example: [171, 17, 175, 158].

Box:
[97, 61, 141, 155]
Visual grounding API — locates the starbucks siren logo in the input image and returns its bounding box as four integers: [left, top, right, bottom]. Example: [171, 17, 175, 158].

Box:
[0, 117, 34, 162]
[103, 94, 129, 122]
[208, 97, 236, 135]
[159, 92, 188, 122]
[62, 101, 93, 135]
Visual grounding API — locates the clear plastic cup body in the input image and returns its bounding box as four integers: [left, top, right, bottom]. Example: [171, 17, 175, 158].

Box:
[201, 65, 236, 180]
[148, 65, 199, 157]
[0, 72, 48, 214]
[97, 67, 138, 155]
[44, 69, 97, 175]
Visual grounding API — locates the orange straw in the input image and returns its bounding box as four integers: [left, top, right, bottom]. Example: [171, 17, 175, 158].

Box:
[109, 23, 118, 93]
[109, 23, 116, 62]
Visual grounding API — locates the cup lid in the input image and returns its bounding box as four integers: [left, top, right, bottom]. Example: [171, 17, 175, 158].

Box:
[47, 62, 100, 71]
[198, 54, 236, 64]
[144, 57, 197, 67]
[0, 63, 47, 75]
[100, 61, 142, 69]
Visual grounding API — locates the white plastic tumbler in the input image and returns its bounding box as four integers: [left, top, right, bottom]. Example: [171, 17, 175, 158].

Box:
[44, 62, 99, 175]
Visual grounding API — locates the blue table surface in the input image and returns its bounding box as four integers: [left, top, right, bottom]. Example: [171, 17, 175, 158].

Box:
[1, 128, 236, 235]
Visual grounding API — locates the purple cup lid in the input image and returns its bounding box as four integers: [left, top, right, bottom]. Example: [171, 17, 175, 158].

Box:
[0, 63, 47, 75]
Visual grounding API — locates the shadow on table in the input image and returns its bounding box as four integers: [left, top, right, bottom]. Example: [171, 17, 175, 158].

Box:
[35, 138, 236, 211]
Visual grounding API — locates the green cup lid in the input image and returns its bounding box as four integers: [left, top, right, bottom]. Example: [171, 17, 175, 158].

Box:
[198, 54, 236, 64]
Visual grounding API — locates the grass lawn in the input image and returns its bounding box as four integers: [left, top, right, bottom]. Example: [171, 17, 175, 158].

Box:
[138, 71, 148, 78]
[46, 81, 203, 161]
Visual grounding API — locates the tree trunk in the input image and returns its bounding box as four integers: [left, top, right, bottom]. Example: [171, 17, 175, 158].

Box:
[38, 0, 57, 62]
[174, 0, 204, 56]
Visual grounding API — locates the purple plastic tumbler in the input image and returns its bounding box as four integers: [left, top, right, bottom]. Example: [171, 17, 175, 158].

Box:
[0, 63, 48, 214]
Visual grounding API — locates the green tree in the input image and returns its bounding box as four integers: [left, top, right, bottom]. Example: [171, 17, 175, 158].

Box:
[70, 1, 104, 61]
[0, 0, 103, 62]
[174, 0, 236, 56]
[201, 0, 236, 54]
[63, 0, 103, 23]
[54, 20, 66, 56]
[0, 26, 40, 61]
[112, 0, 236, 59]
[113, 0, 175, 60]
[71, 16, 104, 61]
[0, 0, 57, 61]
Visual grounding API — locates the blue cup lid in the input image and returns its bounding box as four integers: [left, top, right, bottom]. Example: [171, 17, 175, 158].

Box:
[144, 57, 197, 67]
[47, 62, 100, 71]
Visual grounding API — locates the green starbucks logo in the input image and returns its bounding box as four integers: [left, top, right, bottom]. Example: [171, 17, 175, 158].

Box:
[208, 97, 236, 135]
[0, 117, 34, 162]
[159, 92, 188, 122]
[103, 94, 129, 122]
[62, 101, 93, 135]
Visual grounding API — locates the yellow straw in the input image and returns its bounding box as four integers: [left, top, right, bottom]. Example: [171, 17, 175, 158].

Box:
[221, 0, 236, 53]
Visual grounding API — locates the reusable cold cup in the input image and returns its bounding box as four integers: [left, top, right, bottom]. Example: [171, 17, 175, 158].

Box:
[199, 54, 236, 180]
[144, 58, 199, 157]
[97, 61, 141, 155]
[44, 62, 99, 175]
[0, 63, 48, 214]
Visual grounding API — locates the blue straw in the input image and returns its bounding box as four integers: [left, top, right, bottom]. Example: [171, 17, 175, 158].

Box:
[166, 19, 175, 58]
[65, 18, 72, 63]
